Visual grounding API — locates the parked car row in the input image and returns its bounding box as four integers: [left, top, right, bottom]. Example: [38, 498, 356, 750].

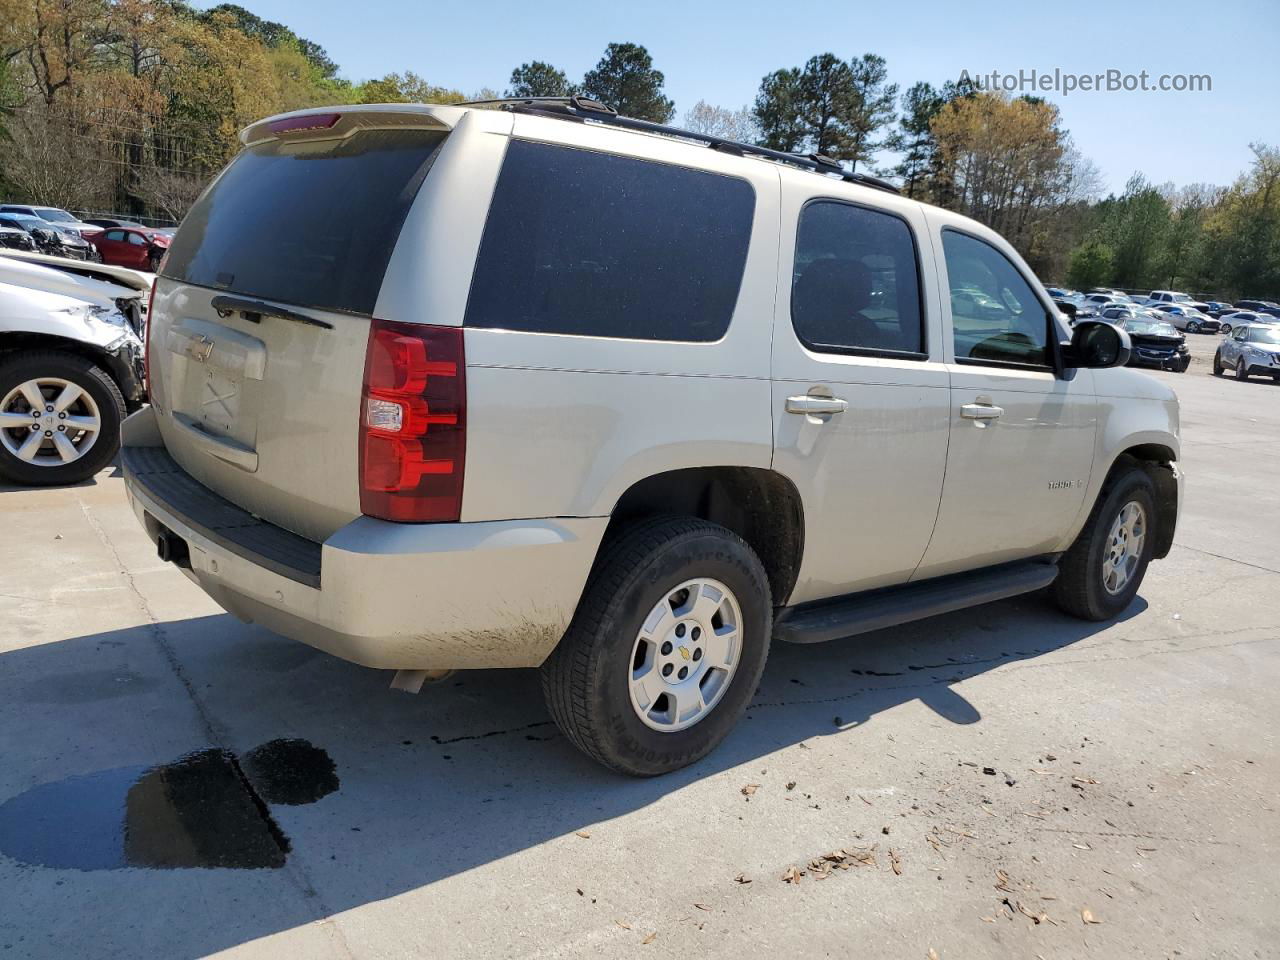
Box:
[0, 204, 174, 272]
[1049, 286, 1280, 340]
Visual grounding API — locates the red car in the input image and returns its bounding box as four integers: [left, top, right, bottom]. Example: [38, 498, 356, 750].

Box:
[88, 226, 171, 271]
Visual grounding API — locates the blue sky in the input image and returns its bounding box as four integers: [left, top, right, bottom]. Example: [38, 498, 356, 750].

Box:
[225, 0, 1278, 194]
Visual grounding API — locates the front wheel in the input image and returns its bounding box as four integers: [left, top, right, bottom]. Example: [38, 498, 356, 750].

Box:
[541, 517, 772, 776]
[1236, 359, 1250, 381]
[1053, 465, 1156, 621]
[0, 351, 125, 486]
[1213, 351, 1224, 376]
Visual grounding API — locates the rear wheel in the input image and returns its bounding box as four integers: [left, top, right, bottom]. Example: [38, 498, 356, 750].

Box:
[541, 517, 772, 776]
[1186, 320, 1200, 334]
[1220, 322, 1232, 334]
[1053, 465, 1156, 621]
[0, 351, 124, 486]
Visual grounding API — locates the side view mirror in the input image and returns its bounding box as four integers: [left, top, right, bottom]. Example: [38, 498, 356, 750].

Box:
[1063, 320, 1130, 369]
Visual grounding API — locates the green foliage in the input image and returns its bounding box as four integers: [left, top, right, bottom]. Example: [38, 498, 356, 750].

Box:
[752, 52, 896, 169]
[201, 3, 338, 79]
[507, 61, 575, 99]
[1097, 175, 1171, 288]
[885, 81, 944, 198]
[1066, 239, 1114, 289]
[580, 42, 673, 122]
[354, 72, 466, 105]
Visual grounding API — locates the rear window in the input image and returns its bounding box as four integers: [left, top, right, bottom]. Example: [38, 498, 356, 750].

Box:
[464, 140, 755, 342]
[162, 128, 447, 316]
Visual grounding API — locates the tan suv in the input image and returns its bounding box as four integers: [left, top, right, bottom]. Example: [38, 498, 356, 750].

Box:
[124, 98, 1183, 775]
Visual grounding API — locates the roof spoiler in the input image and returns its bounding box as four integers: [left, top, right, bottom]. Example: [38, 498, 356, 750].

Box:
[242, 104, 457, 147]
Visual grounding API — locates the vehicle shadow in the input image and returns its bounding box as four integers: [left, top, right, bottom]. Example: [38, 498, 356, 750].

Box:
[0, 592, 1144, 957]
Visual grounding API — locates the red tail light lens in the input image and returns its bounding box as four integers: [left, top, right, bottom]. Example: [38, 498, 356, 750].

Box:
[359, 319, 465, 522]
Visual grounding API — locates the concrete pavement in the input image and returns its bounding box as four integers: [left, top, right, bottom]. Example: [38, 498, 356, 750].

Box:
[1, 334, 1276, 959]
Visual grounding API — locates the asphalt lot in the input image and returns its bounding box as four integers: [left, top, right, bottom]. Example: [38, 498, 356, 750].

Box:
[1, 331, 1277, 960]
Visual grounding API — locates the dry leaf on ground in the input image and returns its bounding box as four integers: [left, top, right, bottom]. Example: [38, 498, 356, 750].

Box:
[890, 849, 903, 875]
[575, 831, 591, 839]
[733, 873, 751, 884]
[1082, 908, 1104, 924]
[642, 932, 657, 945]
[782, 865, 802, 884]
[693, 903, 711, 912]
[741, 784, 760, 797]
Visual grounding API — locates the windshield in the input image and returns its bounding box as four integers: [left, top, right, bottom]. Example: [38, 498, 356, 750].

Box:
[1125, 318, 1179, 336]
[1172, 293, 1192, 302]
[34, 208, 77, 222]
[1247, 326, 1280, 344]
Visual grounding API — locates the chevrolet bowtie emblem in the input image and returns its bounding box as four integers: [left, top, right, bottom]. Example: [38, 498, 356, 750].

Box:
[678, 646, 691, 661]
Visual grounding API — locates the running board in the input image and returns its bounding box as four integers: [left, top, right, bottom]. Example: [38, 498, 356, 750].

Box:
[774, 560, 1059, 645]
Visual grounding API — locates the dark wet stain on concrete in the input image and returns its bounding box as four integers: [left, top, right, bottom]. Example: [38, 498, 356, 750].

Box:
[23, 669, 159, 704]
[240, 739, 338, 805]
[0, 740, 336, 871]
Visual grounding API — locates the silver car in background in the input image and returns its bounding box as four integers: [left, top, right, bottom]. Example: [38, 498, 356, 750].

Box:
[1153, 303, 1220, 334]
[1214, 323, 1280, 381]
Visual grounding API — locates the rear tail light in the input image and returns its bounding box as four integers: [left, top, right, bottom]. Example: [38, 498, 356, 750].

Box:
[359, 319, 465, 522]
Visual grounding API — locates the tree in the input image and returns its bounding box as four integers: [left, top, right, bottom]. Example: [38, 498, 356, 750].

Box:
[681, 100, 756, 142]
[506, 60, 573, 98]
[929, 92, 1075, 257]
[580, 42, 673, 122]
[1066, 239, 1114, 289]
[356, 71, 466, 105]
[844, 53, 896, 171]
[753, 67, 806, 151]
[886, 81, 943, 197]
[752, 53, 898, 167]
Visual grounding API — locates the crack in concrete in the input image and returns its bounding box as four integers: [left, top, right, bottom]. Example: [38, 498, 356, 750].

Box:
[1171, 543, 1280, 575]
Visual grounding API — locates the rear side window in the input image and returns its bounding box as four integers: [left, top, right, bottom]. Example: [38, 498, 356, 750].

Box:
[464, 140, 754, 342]
[162, 128, 447, 316]
[791, 200, 924, 355]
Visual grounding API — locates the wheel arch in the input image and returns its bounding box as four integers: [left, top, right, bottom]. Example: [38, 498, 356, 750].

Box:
[0, 331, 143, 410]
[604, 466, 805, 607]
[1098, 445, 1179, 560]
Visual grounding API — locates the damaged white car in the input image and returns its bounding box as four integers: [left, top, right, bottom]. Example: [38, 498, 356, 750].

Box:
[0, 251, 148, 485]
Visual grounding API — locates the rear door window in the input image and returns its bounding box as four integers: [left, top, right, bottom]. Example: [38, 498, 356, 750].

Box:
[162, 128, 448, 316]
[464, 140, 755, 342]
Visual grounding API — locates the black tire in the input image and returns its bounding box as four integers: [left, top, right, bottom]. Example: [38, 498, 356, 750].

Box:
[148, 250, 163, 272]
[1173, 356, 1190, 373]
[1212, 351, 1224, 376]
[1053, 465, 1157, 621]
[1186, 320, 1200, 334]
[540, 517, 772, 776]
[1236, 359, 1250, 381]
[0, 351, 125, 486]
[1220, 323, 1232, 334]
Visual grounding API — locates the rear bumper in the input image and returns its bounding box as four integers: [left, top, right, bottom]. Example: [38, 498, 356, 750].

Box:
[121, 407, 606, 670]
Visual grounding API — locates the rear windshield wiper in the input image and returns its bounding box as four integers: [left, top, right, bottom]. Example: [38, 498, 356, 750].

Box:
[211, 294, 334, 330]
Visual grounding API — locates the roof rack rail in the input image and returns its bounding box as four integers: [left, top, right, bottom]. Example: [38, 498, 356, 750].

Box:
[460, 96, 901, 195]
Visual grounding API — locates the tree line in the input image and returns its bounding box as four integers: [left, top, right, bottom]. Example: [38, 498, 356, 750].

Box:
[2, 0, 1276, 298]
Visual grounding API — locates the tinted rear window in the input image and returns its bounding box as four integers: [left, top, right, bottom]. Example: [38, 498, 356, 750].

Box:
[464, 140, 754, 341]
[162, 128, 447, 315]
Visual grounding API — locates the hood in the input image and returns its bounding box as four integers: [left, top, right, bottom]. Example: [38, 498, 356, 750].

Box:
[0, 281, 140, 349]
[0, 253, 145, 307]
[1092, 365, 1179, 401]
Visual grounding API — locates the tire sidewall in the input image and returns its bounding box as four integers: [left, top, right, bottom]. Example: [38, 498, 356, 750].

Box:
[585, 531, 771, 776]
[1080, 475, 1156, 619]
[0, 353, 123, 485]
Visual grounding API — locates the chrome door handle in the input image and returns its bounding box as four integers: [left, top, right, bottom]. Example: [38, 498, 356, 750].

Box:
[960, 402, 1004, 420]
[786, 395, 848, 415]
